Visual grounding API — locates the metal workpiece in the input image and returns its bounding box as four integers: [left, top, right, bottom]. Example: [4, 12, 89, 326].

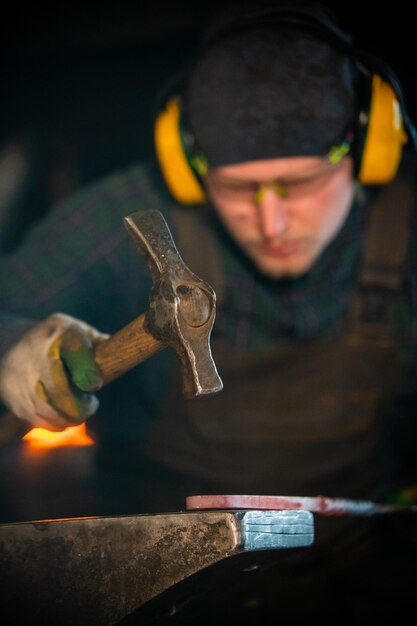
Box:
[0, 509, 314, 624]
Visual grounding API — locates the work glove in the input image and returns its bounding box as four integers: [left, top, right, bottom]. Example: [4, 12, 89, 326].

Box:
[0, 313, 109, 431]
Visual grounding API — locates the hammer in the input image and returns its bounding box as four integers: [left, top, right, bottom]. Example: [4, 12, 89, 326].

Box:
[0, 209, 223, 444]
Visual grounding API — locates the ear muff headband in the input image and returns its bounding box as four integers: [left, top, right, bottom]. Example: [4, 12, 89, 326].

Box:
[154, 96, 206, 205]
[358, 74, 408, 184]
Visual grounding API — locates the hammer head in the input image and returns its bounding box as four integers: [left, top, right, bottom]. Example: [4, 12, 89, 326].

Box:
[124, 210, 223, 399]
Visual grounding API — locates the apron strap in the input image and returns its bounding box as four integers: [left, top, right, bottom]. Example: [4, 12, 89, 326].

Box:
[350, 160, 415, 339]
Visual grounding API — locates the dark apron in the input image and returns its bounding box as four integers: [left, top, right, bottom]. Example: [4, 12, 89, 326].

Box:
[143, 173, 413, 501]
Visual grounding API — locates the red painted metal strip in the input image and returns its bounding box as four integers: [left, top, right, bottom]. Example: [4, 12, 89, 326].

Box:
[185, 494, 417, 516]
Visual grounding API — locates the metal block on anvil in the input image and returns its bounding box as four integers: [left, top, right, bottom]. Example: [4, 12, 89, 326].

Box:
[0, 508, 313, 625]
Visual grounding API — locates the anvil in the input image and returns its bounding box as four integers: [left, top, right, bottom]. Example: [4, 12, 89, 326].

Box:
[0, 508, 313, 624]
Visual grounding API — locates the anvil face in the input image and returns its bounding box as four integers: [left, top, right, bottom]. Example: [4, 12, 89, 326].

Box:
[0, 509, 313, 624]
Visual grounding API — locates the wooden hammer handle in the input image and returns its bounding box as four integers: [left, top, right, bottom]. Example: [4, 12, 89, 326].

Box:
[93, 313, 164, 385]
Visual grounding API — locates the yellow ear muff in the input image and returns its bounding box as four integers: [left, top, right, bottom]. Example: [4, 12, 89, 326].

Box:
[358, 75, 408, 185]
[154, 96, 207, 205]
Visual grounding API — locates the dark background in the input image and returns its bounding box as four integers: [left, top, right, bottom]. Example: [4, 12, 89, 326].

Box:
[0, 0, 416, 530]
[0, 2, 415, 249]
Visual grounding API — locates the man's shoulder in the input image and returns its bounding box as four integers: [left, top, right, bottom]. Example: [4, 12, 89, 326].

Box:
[63, 160, 172, 211]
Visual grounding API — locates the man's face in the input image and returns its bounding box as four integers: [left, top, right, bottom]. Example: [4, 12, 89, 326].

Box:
[204, 156, 355, 279]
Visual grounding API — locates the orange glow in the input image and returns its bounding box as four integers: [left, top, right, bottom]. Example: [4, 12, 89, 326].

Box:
[23, 423, 94, 449]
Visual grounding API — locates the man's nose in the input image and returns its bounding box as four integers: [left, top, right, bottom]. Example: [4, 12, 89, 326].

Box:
[256, 186, 289, 238]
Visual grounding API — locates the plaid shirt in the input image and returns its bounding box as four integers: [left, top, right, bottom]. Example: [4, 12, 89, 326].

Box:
[1, 157, 417, 442]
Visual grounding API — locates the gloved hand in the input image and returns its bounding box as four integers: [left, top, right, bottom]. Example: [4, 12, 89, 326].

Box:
[0, 313, 109, 431]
